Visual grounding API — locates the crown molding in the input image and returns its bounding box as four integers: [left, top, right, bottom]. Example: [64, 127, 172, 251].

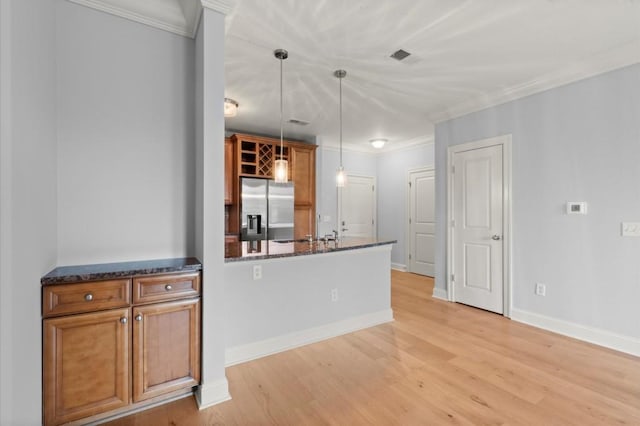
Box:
[67, 0, 192, 37]
[431, 40, 640, 123]
[201, 0, 234, 15]
[320, 135, 433, 155]
[66, 0, 234, 39]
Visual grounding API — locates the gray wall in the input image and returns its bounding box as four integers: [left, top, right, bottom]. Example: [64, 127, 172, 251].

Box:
[224, 247, 391, 349]
[56, 1, 196, 265]
[316, 143, 434, 268]
[435, 63, 640, 339]
[0, 0, 58, 423]
[196, 7, 229, 404]
[316, 146, 377, 237]
[377, 143, 434, 267]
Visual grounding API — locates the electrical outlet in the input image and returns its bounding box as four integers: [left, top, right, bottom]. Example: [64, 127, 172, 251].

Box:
[621, 222, 640, 237]
[253, 265, 262, 280]
[331, 288, 338, 302]
[535, 283, 546, 297]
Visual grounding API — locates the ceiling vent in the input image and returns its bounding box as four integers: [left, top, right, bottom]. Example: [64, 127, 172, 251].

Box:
[289, 118, 310, 126]
[390, 49, 411, 61]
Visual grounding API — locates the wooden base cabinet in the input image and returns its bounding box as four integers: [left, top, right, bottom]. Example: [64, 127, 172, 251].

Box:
[43, 272, 201, 426]
[43, 308, 130, 426]
[132, 298, 200, 402]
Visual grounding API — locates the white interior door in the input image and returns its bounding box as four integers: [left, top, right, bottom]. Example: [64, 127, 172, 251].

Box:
[341, 175, 375, 238]
[408, 168, 435, 276]
[452, 144, 504, 313]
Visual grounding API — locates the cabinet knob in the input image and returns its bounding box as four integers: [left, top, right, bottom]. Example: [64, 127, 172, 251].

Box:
[84, 293, 93, 301]
[120, 317, 127, 324]
[165, 284, 173, 291]
[135, 314, 142, 322]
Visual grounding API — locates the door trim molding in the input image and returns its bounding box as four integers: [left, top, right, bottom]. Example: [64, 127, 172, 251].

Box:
[446, 135, 513, 317]
[406, 166, 435, 275]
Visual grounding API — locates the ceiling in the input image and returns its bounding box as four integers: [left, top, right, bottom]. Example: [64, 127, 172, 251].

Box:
[70, 0, 640, 152]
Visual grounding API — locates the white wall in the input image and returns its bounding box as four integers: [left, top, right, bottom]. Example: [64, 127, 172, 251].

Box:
[0, 0, 58, 423]
[435, 64, 640, 341]
[196, 7, 229, 407]
[316, 145, 377, 237]
[224, 247, 392, 351]
[376, 143, 434, 267]
[56, 1, 196, 265]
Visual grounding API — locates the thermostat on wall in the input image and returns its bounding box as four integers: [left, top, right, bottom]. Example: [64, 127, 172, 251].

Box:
[566, 202, 588, 215]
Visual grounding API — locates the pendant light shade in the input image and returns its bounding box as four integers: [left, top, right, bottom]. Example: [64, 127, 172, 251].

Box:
[335, 69, 347, 188]
[274, 49, 289, 183]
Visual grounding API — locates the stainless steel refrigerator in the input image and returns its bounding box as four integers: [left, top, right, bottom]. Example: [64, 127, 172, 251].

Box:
[240, 178, 294, 241]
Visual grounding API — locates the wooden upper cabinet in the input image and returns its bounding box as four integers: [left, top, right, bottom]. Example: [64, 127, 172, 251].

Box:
[232, 133, 289, 178]
[228, 133, 317, 237]
[291, 144, 315, 207]
[225, 138, 234, 205]
[43, 308, 130, 426]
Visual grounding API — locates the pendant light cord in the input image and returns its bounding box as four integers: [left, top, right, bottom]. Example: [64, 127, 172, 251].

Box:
[279, 55, 284, 161]
[339, 74, 343, 167]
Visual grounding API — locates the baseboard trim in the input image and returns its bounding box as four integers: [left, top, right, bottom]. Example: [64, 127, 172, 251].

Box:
[391, 263, 407, 272]
[432, 287, 449, 301]
[195, 377, 231, 410]
[510, 308, 640, 357]
[225, 309, 394, 367]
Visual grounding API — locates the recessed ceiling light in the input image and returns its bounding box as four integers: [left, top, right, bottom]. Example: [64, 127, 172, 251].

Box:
[390, 49, 411, 61]
[370, 138, 387, 149]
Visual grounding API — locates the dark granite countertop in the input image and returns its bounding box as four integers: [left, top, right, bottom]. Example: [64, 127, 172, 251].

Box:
[41, 257, 202, 285]
[225, 238, 396, 262]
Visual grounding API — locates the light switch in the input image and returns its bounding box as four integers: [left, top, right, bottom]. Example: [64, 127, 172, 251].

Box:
[621, 222, 640, 237]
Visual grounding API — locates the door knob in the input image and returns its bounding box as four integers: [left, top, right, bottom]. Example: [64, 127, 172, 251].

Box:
[491, 235, 501, 241]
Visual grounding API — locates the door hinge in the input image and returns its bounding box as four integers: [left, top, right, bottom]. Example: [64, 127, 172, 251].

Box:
[409, 217, 412, 224]
[451, 165, 455, 173]
[409, 254, 412, 260]
[451, 274, 455, 282]
[372, 219, 374, 225]
[451, 219, 455, 227]
[409, 181, 412, 188]
[372, 185, 375, 192]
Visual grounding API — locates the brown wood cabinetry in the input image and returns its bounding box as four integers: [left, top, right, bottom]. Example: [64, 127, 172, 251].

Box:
[132, 298, 200, 402]
[43, 308, 130, 425]
[42, 271, 201, 426]
[227, 133, 317, 239]
[290, 143, 316, 239]
[224, 137, 234, 205]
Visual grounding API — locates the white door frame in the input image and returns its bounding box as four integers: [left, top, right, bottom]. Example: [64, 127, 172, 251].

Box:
[447, 135, 513, 317]
[337, 173, 377, 239]
[406, 166, 435, 275]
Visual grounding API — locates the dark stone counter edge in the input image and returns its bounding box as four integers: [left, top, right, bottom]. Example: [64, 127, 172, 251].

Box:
[225, 240, 396, 263]
[42, 257, 202, 285]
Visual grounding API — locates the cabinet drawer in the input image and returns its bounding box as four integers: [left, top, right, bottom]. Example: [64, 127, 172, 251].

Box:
[42, 279, 131, 318]
[133, 272, 200, 304]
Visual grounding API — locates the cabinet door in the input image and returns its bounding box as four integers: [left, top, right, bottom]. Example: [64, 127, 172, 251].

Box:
[291, 146, 314, 206]
[225, 138, 234, 205]
[132, 298, 200, 402]
[44, 308, 130, 426]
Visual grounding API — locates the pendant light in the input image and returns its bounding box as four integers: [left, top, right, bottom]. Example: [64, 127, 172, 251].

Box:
[334, 69, 347, 187]
[274, 49, 289, 183]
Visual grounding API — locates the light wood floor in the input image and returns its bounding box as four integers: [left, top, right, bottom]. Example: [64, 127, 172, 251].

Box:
[108, 270, 640, 425]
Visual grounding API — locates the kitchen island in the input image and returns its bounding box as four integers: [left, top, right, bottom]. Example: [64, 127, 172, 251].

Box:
[223, 238, 395, 366]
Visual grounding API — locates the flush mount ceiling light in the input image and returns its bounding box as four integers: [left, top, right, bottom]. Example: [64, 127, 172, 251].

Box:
[273, 49, 289, 183]
[334, 69, 347, 188]
[224, 98, 239, 117]
[370, 138, 387, 149]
